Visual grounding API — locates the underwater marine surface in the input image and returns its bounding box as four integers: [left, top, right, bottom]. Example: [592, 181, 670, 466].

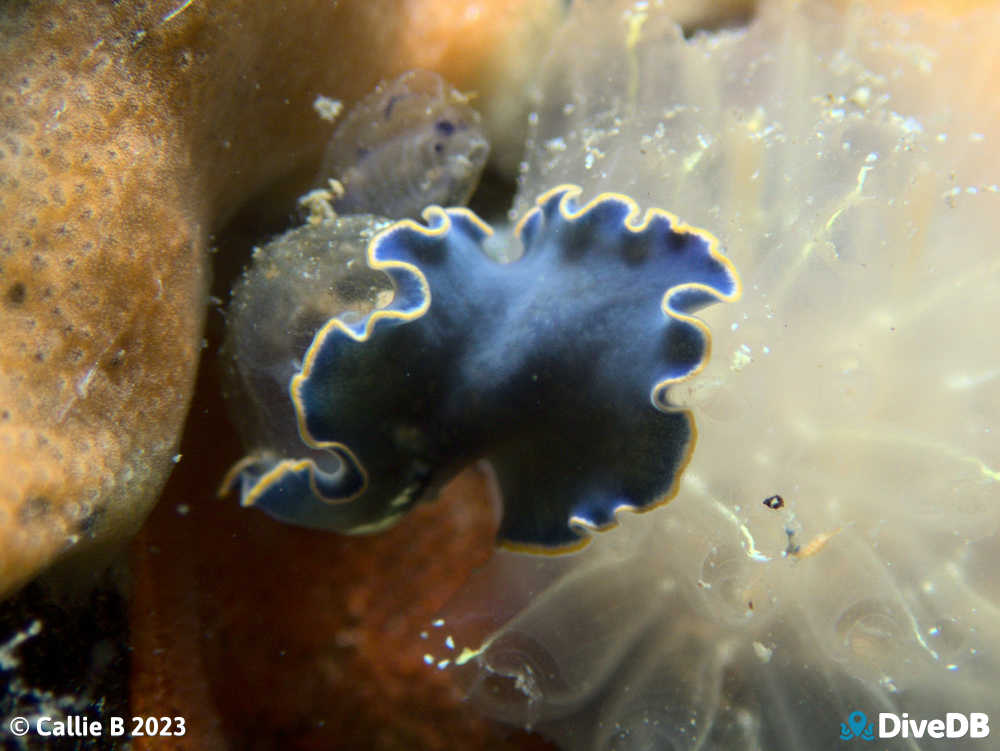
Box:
[231, 186, 738, 548]
[317, 70, 490, 218]
[222, 214, 394, 492]
[0, 0, 559, 597]
[421, 1, 1000, 749]
[224, 68, 497, 501]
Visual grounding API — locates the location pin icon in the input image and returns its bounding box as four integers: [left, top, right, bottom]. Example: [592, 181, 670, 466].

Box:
[848, 711, 868, 737]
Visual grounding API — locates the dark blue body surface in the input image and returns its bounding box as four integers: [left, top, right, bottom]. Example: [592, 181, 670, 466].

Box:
[232, 185, 740, 550]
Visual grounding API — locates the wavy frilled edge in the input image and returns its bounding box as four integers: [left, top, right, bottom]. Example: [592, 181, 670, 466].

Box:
[504, 185, 740, 552]
[515, 184, 742, 410]
[225, 184, 741, 552]
[232, 207, 493, 510]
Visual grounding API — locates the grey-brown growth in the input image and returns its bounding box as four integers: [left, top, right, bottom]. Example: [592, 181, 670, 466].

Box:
[318, 70, 489, 219]
[222, 215, 394, 473]
[224, 70, 490, 503]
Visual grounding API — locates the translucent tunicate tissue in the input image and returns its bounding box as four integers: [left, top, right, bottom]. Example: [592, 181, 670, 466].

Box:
[423, 2, 1000, 749]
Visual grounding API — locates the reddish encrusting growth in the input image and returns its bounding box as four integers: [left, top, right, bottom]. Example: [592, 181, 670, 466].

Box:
[131, 355, 555, 749]
[0, 0, 554, 595]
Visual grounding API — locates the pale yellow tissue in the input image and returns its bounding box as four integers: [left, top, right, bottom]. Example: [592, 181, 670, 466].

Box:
[443, 1, 1000, 748]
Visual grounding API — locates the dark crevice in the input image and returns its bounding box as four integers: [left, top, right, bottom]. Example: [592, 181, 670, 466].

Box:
[680, 1, 757, 39]
[0, 578, 129, 751]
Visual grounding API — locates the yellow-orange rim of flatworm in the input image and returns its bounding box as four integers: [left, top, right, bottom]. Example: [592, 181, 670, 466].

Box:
[503, 184, 742, 554]
[498, 411, 700, 556]
[238, 187, 740, 534]
[250, 205, 494, 508]
[516, 183, 742, 407]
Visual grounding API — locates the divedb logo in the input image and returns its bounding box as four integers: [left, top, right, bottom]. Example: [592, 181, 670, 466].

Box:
[840, 711, 875, 741]
[840, 710, 990, 741]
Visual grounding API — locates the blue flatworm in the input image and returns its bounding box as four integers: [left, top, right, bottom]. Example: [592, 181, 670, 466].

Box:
[228, 185, 740, 551]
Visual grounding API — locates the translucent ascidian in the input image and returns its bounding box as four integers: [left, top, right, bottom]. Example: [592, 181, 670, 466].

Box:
[317, 69, 490, 219]
[227, 185, 740, 550]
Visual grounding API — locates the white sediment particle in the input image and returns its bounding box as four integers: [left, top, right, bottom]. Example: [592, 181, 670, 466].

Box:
[0, 620, 41, 670]
[455, 643, 488, 667]
[545, 136, 567, 153]
[703, 497, 771, 563]
[849, 85, 871, 107]
[731, 345, 752, 372]
[76, 365, 96, 397]
[753, 641, 773, 663]
[682, 132, 714, 172]
[856, 152, 878, 192]
[683, 148, 703, 172]
[583, 140, 606, 169]
[313, 95, 344, 122]
[298, 187, 337, 224]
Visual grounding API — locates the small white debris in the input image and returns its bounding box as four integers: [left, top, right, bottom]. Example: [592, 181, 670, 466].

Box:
[849, 86, 871, 107]
[313, 95, 343, 122]
[731, 347, 752, 371]
[753, 641, 773, 663]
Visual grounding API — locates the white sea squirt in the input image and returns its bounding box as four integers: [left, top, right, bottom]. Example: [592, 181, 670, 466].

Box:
[426, 2, 1000, 749]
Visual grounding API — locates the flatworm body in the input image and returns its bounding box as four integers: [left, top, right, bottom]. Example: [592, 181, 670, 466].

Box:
[232, 185, 740, 550]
